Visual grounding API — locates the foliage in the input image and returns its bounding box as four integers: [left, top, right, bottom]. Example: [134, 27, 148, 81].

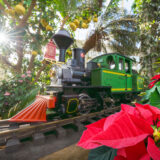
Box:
[102, 8, 138, 55]
[88, 146, 117, 160]
[8, 87, 40, 118]
[133, 0, 160, 77]
[0, 71, 39, 118]
[141, 82, 160, 108]
[83, 2, 139, 55]
[0, 0, 106, 83]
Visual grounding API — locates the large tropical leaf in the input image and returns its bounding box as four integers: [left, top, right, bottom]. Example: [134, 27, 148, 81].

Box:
[83, 5, 138, 55]
[88, 146, 117, 160]
[150, 88, 160, 108]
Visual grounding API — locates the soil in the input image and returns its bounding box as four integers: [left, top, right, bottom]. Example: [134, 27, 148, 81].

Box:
[39, 144, 89, 160]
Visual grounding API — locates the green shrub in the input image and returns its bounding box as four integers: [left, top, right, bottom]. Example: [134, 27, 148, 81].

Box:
[0, 71, 40, 118]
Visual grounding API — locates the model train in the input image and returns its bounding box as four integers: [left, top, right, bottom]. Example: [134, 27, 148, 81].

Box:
[9, 29, 144, 122]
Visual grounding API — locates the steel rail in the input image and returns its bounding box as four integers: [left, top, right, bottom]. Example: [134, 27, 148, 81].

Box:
[0, 106, 120, 160]
[0, 106, 120, 144]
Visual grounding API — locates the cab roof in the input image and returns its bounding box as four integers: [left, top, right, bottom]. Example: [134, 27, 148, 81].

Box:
[89, 53, 135, 62]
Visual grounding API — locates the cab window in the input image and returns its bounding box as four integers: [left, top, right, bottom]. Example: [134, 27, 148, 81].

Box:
[107, 56, 115, 69]
[98, 58, 104, 63]
[119, 58, 124, 70]
[125, 60, 130, 73]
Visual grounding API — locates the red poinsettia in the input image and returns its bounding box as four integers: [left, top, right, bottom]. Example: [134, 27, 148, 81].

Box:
[78, 103, 160, 160]
[148, 74, 160, 88]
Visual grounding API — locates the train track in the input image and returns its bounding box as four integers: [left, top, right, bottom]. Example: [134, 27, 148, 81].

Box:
[0, 106, 120, 160]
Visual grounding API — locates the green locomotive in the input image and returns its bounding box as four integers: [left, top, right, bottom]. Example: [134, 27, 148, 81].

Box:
[88, 53, 144, 103]
[9, 30, 144, 122]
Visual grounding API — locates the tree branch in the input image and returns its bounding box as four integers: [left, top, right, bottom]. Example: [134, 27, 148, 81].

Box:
[60, 15, 69, 29]
[33, 62, 48, 82]
[0, 3, 7, 16]
[15, 0, 36, 29]
[0, 54, 19, 72]
[0, 54, 14, 67]
[28, 55, 35, 71]
[3, 0, 11, 9]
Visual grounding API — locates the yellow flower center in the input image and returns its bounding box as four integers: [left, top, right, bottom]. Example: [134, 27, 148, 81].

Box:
[153, 129, 160, 142]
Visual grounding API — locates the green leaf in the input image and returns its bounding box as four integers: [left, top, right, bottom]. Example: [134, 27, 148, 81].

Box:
[149, 88, 160, 108]
[0, 0, 4, 6]
[8, 87, 40, 118]
[157, 86, 160, 94]
[141, 89, 152, 102]
[88, 146, 117, 160]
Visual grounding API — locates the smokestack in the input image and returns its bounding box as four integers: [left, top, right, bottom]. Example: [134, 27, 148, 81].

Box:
[52, 29, 73, 62]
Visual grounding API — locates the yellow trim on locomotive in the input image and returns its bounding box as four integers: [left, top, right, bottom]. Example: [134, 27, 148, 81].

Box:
[112, 88, 132, 91]
[103, 70, 131, 77]
[66, 98, 79, 114]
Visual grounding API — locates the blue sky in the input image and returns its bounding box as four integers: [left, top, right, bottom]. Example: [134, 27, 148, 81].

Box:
[121, 0, 134, 12]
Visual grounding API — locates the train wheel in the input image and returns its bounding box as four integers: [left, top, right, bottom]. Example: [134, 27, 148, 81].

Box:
[78, 93, 91, 114]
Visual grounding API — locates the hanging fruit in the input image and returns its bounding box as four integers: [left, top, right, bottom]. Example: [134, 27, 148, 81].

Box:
[46, 25, 53, 31]
[83, 19, 88, 24]
[73, 19, 80, 27]
[5, 9, 15, 17]
[69, 22, 77, 31]
[31, 51, 38, 56]
[40, 19, 48, 27]
[82, 22, 87, 29]
[93, 17, 98, 22]
[94, 14, 97, 18]
[85, 23, 88, 29]
[87, 17, 91, 23]
[67, 50, 72, 56]
[15, 3, 25, 15]
[79, 17, 83, 21]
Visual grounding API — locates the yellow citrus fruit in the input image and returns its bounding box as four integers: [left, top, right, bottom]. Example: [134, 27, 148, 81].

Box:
[83, 20, 88, 24]
[5, 9, 9, 14]
[73, 19, 80, 27]
[67, 50, 72, 56]
[8, 9, 15, 17]
[93, 17, 98, 22]
[85, 23, 88, 29]
[69, 22, 77, 31]
[5, 9, 15, 17]
[79, 17, 83, 21]
[15, 4, 25, 15]
[87, 17, 91, 23]
[46, 25, 53, 31]
[94, 14, 97, 17]
[82, 23, 87, 29]
[40, 19, 48, 27]
[31, 51, 38, 56]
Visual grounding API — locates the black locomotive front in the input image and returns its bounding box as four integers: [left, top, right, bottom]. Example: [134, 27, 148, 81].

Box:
[47, 29, 111, 116]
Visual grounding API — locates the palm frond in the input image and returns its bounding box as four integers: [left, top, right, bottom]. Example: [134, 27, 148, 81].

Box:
[8, 87, 40, 118]
[83, 5, 138, 55]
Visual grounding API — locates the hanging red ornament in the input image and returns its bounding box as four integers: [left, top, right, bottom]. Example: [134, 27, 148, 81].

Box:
[44, 40, 56, 61]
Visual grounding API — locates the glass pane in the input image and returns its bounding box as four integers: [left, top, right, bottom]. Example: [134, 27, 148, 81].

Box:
[107, 56, 115, 69]
[125, 60, 130, 73]
[119, 58, 123, 70]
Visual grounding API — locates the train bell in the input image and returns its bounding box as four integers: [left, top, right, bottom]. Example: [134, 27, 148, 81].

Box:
[52, 29, 73, 62]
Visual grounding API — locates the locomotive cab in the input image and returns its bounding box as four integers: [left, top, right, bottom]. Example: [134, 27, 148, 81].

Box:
[88, 53, 144, 101]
